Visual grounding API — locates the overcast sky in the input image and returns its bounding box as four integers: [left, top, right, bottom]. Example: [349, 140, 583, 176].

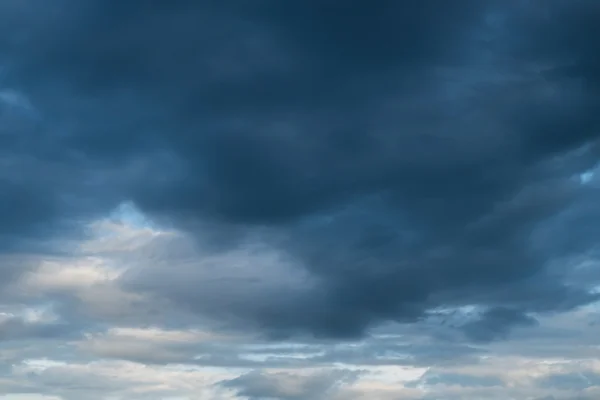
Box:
[1, 1, 600, 399]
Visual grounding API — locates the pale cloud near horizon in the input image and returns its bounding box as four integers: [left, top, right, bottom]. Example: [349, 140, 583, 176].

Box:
[0, 206, 599, 399]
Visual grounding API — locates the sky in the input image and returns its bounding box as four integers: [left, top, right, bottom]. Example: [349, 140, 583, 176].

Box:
[1, 0, 600, 399]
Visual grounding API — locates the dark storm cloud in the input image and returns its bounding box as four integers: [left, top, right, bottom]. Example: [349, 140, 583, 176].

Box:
[2, 0, 600, 340]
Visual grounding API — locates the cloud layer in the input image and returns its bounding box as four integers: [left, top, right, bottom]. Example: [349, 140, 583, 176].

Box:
[1, 0, 600, 398]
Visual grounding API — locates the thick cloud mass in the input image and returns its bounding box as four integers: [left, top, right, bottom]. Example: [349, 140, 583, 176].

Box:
[2, 0, 600, 342]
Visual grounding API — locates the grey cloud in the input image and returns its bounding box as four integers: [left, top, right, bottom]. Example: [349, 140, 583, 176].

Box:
[221, 369, 361, 400]
[459, 307, 539, 343]
[193, 336, 484, 369]
[1, 0, 600, 342]
[406, 371, 504, 389]
[71, 324, 484, 369]
[0, 313, 73, 342]
[535, 397, 596, 400]
[538, 371, 600, 391]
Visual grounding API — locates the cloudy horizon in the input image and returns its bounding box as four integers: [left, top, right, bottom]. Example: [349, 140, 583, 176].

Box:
[1, 1, 600, 399]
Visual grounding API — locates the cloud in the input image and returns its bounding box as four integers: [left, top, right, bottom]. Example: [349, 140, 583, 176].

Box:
[1, 1, 600, 398]
[221, 369, 361, 400]
[538, 370, 600, 391]
[459, 307, 539, 343]
[0, 307, 69, 341]
[76, 326, 224, 365]
[406, 370, 504, 389]
[5, 358, 235, 400]
[0, 0, 599, 344]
